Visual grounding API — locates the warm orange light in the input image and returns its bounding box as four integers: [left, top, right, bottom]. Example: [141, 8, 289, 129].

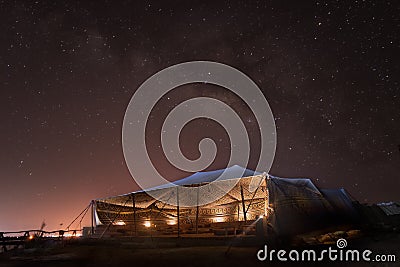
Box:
[114, 220, 126, 226]
[64, 232, 82, 237]
[28, 235, 34, 240]
[144, 221, 151, 228]
[213, 217, 225, 223]
[167, 219, 177, 225]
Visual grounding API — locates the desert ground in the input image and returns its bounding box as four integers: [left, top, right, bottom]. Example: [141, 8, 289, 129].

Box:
[1, 231, 399, 267]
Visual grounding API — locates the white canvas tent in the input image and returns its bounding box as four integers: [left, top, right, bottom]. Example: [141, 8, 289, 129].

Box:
[93, 165, 359, 236]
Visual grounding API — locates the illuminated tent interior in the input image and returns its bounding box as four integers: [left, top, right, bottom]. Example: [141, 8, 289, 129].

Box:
[93, 165, 359, 237]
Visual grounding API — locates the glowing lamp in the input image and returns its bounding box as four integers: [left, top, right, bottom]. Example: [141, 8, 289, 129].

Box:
[213, 217, 225, 223]
[167, 219, 177, 225]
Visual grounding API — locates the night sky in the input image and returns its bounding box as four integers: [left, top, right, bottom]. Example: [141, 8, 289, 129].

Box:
[0, 1, 399, 232]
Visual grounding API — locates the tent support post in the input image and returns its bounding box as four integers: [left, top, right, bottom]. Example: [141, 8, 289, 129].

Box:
[264, 176, 268, 216]
[177, 187, 180, 237]
[240, 185, 247, 223]
[195, 187, 199, 234]
[91, 200, 94, 235]
[245, 184, 261, 215]
[264, 185, 267, 216]
[132, 193, 137, 237]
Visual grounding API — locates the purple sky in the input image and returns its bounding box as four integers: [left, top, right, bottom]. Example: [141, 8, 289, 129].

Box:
[0, 0, 399, 231]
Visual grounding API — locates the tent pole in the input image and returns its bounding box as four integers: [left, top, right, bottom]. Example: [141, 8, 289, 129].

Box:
[244, 183, 261, 215]
[240, 185, 247, 223]
[237, 202, 240, 221]
[264, 174, 269, 216]
[177, 187, 180, 237]
[264, 179, 267, 216]
[132, 193, 137, 237]
[195, 187, 199, 234]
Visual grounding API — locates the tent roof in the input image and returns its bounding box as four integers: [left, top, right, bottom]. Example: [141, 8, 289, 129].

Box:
[97, 166, 344, 208]
[377, 202, 400, 216]
[173, 165, 261, 185]
[268, 175, 322, 196]
[97, 165, 261, 200]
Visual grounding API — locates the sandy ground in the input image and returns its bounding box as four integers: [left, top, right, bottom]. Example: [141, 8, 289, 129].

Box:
[0, 233, 399, 267]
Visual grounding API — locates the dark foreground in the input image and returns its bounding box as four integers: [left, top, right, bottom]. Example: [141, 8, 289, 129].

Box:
[0, 233, 399, 267]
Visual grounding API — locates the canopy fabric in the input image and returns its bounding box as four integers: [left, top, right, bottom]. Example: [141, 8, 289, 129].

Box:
[95, 165, 263, 209]
[174, 165, 261, 185]
[377, 202, 400, 216]
[320, 188, 358, 215]
[267, 176, 333, 235]
[268, 183, 360, 235]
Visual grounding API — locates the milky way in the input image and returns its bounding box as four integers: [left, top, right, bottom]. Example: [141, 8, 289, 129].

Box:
[0, 1, 399, 231]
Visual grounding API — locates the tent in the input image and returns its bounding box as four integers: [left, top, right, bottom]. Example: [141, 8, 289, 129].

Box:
[267, 177, 359, 236]
[355, 202, 400, 229]
[94, 165, 359, 236]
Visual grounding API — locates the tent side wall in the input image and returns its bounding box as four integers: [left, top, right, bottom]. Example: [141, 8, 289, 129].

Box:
[268, 178, 360, 236]
[94, 175, 268, 236]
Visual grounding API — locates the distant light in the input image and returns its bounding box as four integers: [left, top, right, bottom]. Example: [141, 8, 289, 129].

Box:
[144, 221, 151, 228]
[28, 235, 34, 240]
[64, 232, 82, 238]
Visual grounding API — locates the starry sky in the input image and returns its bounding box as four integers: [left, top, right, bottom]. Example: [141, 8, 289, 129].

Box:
[0, 0, 399, 232]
